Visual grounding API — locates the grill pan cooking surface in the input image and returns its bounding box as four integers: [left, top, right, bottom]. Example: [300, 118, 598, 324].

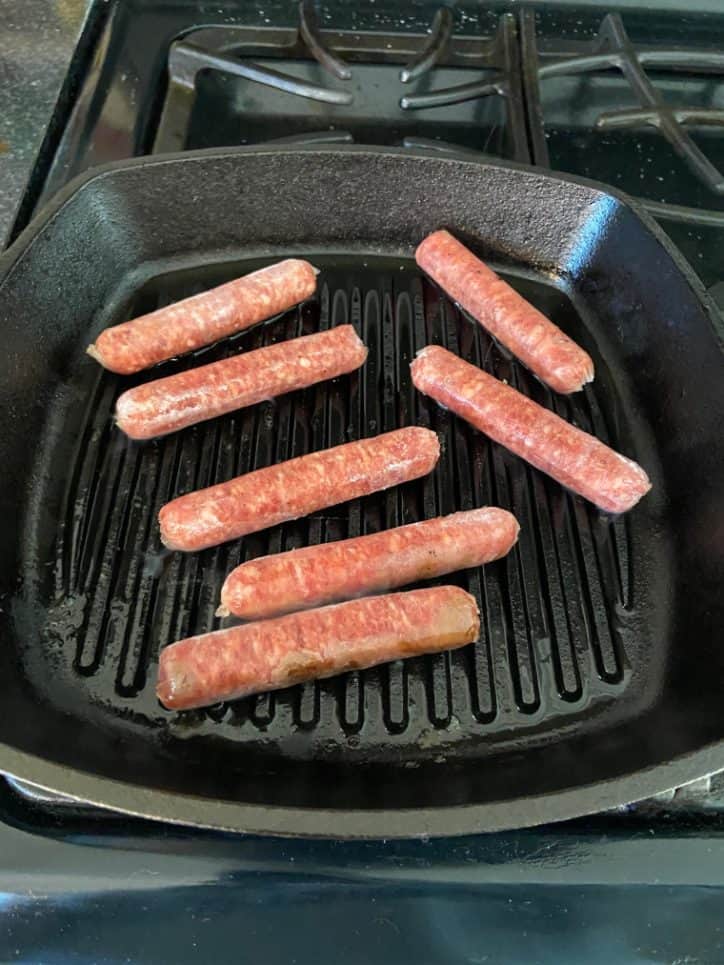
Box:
[43, 259, 638, 740]
[1, 146, 724, 835]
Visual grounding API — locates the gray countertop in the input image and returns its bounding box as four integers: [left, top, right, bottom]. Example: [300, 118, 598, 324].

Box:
[0, 0, 92, 246]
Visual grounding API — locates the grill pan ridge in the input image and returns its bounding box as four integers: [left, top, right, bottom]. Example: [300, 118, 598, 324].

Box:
[0, 145, 723, 835]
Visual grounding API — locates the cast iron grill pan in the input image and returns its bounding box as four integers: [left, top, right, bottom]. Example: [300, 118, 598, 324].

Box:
[1, 147, 723, 835]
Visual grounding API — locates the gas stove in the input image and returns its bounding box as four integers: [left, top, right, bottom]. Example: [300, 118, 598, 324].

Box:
[3, 1, 724, 961]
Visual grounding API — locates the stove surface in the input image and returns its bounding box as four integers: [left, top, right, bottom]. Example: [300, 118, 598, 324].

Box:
[2, 1, 724, 959]
[1, 777, 724, 964]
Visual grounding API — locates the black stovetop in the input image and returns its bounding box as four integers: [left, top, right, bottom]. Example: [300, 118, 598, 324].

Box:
[3, 2, 724, 961]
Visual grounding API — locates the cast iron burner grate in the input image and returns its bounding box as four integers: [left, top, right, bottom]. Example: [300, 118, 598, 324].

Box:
[521, 11, 724, 220]
[524, 12, 724, 197]
[152, 10, 528, 161]
[42, 256, 630, 758]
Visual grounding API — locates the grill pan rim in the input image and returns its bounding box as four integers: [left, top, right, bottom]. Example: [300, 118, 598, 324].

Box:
[2, 142, 721, 344]
[1, 143, 723, 835]
[2, 142, 721, 372]
[2, 738, 724, 837]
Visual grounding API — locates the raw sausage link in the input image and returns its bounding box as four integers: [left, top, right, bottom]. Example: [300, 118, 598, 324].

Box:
[219, 507, 519, 620]
[411, 346, 650, 514]
[416, 230, 594, 394]
[87, 259, 318, 375]
[116, 325, 367, 440]
[157, 586, 480, 710]
[159, 426, 440, 552]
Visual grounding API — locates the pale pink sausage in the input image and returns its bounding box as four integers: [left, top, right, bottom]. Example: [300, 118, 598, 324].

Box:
[116, 325, 367, 440]
[157, 586, 480, 711]
[416, 230, 594, 394]
[159, 426, 441, 552]
[219, 507, 519, 620]
[88, 259, 318, 375]
[411, 345, 650, 514]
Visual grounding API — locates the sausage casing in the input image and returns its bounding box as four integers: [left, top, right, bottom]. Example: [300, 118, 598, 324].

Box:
[157, 586, 480, 710]
[116, 325, 367, 439]
[411, 345, 650, 514]
[159, 426, 441, 551]
[88, 259, 318, 374]
[416, 230, 594, 394]
[219, 507, 519, 619]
